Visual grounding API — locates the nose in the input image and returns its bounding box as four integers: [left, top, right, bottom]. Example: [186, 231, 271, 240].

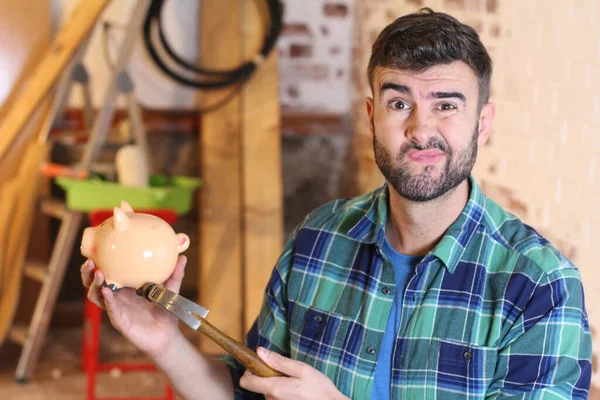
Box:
[405, 106, 435, 146]
[81, 227, 96, 258]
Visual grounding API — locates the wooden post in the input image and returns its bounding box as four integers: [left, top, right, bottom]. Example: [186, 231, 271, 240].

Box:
[199, 0, 283, 350]
[198, 0, 244, 354]
[241, 0, 283, 333]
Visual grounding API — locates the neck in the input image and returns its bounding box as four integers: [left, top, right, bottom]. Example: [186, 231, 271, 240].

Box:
[385, 179, 470, 256]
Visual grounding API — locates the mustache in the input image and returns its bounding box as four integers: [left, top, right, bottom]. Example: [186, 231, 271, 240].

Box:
[400, 138, 450, 155]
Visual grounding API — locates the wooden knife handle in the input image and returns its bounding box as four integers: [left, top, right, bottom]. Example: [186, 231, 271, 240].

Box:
[196, 316, 282, 377]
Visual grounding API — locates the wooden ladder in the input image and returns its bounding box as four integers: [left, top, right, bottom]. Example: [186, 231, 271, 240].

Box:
[1, 0, 152, 382]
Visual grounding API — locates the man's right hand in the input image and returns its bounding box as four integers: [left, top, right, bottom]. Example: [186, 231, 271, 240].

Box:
[80, 255, 187, 359]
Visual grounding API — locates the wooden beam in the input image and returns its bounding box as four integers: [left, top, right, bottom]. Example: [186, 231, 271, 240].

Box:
[0, 141, 50, 347]
[0, 0, 110, 162]
[241, 1, 284, 333]
[198, 0, 244, 354]
[281, 112, 348, 135]
[0, 0, 52, 347]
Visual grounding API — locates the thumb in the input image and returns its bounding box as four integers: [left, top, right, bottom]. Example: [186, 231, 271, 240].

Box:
[256, 347, 308, 378]
[163, 255, 186, 293]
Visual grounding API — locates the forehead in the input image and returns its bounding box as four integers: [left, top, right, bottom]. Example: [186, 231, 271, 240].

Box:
[373, 61, 478, 96]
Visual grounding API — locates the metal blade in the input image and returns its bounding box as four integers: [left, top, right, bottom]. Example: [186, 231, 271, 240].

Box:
[138, 283, 209, 330]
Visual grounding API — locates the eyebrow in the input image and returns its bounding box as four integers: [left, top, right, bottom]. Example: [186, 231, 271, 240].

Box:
[380, 82, 411, 94]
[431, 91, 466, 103]
[379, 82, 466, 103]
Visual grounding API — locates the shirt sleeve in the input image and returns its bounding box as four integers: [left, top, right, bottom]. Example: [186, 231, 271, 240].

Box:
[485, 268, 593, 399]
[221, 234, 296, 399]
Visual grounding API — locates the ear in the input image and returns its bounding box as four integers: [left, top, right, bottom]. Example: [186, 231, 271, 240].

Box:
[176, 233, 190, 253]
[120, 200, 134, 213]
[477, 102, 495, 148]
[366, 97, 375, 139]
[113, 207, 129, 231]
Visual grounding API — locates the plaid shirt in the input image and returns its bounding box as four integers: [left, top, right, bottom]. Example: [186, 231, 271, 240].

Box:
[223, 176, 592, 399]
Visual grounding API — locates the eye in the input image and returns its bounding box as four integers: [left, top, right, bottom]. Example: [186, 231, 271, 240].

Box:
[437, 103, 457, 111]
[389, 100, 410, 110]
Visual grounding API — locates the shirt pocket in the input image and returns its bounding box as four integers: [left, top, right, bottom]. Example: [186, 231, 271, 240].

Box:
[402, 338, 497, 399]
[437, 339, 497, 399]
[289, 306, 354, 373]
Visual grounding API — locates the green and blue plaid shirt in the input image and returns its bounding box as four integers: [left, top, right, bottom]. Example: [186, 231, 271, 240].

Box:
[224, 176, 592, 399]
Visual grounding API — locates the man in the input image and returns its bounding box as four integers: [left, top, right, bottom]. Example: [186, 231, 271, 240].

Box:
[82, 8, 592, 399]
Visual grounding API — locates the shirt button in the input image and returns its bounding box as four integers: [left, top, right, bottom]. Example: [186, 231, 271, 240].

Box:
[382, 287, 392, 295]
[366, 346, 376, 355]
[463, 351, 472, 361]
[314, 315, 323, 323]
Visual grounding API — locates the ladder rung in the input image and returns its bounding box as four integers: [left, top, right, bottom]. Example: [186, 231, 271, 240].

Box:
[8, 324, 28, 346]
[24, 261, 47, 283]
[91, 161, 116, 174]
[40, 198, 67, 219]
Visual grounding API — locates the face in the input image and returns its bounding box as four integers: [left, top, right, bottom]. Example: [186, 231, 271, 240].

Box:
[366, 61, 494, 202]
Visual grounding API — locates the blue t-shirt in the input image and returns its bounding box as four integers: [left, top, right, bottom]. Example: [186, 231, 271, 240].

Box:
[372, 236, 421, 399]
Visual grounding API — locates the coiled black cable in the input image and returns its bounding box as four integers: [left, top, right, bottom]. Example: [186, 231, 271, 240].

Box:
[143, 0, 283, 90]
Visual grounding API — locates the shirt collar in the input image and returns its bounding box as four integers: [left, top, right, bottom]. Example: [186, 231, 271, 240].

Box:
[346, 176, 486, 274]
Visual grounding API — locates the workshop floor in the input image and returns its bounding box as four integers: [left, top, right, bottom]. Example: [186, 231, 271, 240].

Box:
[0, 323, 186, 400]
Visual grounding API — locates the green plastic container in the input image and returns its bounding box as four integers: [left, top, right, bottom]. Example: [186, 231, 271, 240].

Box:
[55, 175, 202, 215]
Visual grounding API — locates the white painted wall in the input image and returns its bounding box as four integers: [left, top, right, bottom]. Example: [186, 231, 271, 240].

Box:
[54, 0, 356, 114]
[54, 0, 200, 109]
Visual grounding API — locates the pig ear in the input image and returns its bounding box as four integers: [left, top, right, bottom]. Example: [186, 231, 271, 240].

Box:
[120, 200, 134, 213]
[113, 207, 130, 231]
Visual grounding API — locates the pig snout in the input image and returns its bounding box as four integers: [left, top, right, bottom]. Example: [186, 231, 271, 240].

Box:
[176, 233, 190, 253]
[81, 227, 97, 258]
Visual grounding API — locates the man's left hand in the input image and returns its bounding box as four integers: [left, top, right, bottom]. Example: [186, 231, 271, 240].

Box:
[239, 347, 349, 400]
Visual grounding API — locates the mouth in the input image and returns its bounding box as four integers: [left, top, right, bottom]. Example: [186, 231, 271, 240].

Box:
[407, 149, 446, 165]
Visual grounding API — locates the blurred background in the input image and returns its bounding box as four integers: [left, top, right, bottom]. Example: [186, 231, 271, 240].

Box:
[0, 0, 597, 398]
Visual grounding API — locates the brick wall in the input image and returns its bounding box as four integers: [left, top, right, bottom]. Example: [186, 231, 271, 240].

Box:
[277, 0, 356, 238]
[351, 0, 600, 390]
[278, 0, 354, 113]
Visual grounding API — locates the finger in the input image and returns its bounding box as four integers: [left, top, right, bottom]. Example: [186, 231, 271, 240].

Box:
[239, 370, 278, 396]
[256, 347, 308, 378]
[163, 255, 187, 293]
[80, 259, 95, 288]
[86, 269, 106, 309]
[102, 287, 123, 328]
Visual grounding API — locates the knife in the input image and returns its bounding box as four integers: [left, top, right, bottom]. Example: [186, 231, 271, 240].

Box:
[136, 283, 282, 378]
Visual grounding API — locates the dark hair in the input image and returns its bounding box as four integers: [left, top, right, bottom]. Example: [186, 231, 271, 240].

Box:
[367, 8, 493, 107]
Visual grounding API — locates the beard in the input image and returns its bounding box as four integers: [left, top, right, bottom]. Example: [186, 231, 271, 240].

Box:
[373, 124, 479, 202]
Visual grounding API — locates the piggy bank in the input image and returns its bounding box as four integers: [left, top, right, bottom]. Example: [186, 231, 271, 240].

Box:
[80, 201, 190, 290]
